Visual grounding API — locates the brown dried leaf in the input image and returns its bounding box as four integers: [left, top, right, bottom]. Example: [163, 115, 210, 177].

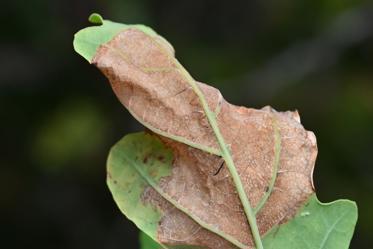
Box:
[92, 29, 317, 248]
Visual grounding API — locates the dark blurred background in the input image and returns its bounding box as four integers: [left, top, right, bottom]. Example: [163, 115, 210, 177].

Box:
[1, 0, 372, 248]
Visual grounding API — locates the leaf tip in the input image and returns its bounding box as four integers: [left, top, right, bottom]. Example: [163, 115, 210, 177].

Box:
[88, 13, 104, 25]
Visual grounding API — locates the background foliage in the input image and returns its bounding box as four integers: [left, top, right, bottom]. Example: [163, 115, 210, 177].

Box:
[1, 0, 372, 248]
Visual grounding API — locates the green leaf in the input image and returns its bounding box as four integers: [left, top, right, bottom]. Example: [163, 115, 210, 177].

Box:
[263, 194, 357, 249]
[73, 13, 161, 62]
[107, 132, 173, 247]
[140, 231, 162, 249]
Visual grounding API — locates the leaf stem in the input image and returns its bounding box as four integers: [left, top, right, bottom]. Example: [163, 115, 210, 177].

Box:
[174, 60, 264, 249]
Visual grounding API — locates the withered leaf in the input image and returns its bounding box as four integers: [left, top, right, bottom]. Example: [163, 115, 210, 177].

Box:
[74, 15, 358, 249]
[93, 28, 316, 248]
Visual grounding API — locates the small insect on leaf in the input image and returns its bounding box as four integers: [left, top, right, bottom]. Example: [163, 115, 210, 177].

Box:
[301, 211, 311, 217]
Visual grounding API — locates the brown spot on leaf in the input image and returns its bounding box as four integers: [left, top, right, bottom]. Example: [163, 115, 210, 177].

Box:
[143, 154, 149, 164]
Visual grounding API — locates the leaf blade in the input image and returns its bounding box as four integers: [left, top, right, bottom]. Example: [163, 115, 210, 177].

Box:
[262, 194, 358, 249]
[73, 16, 358, 249]
[76, 18, 318, 246]
[73, 14, 159, 62]
[108, 132, 240, 249]
[107, 132, 173, 245]
[140, 232, 163, 249]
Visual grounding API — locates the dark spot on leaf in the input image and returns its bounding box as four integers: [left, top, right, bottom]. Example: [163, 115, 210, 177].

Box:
[143, 154, 149, 164]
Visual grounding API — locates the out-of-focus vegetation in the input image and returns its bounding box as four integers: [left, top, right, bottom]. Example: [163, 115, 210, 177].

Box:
[1, 0, 372, 248]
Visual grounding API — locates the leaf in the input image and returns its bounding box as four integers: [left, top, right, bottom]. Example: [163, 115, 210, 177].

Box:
[108, 132, 239, 249]
[74, 15, 358, 249]
[140, 231, 162, 249]
[108, 132, 357, 249]
[73, 13, 172, 62]
[262, 195, 357, 249]
[106, 132, 171, 246]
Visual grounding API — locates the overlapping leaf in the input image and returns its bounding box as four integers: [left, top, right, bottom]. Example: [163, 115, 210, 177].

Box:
[74, 14, 357, 249]
[140, 232, 162, 249]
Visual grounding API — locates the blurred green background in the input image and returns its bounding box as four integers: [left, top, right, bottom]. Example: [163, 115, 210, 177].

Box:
[1, 0, 372, 248]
